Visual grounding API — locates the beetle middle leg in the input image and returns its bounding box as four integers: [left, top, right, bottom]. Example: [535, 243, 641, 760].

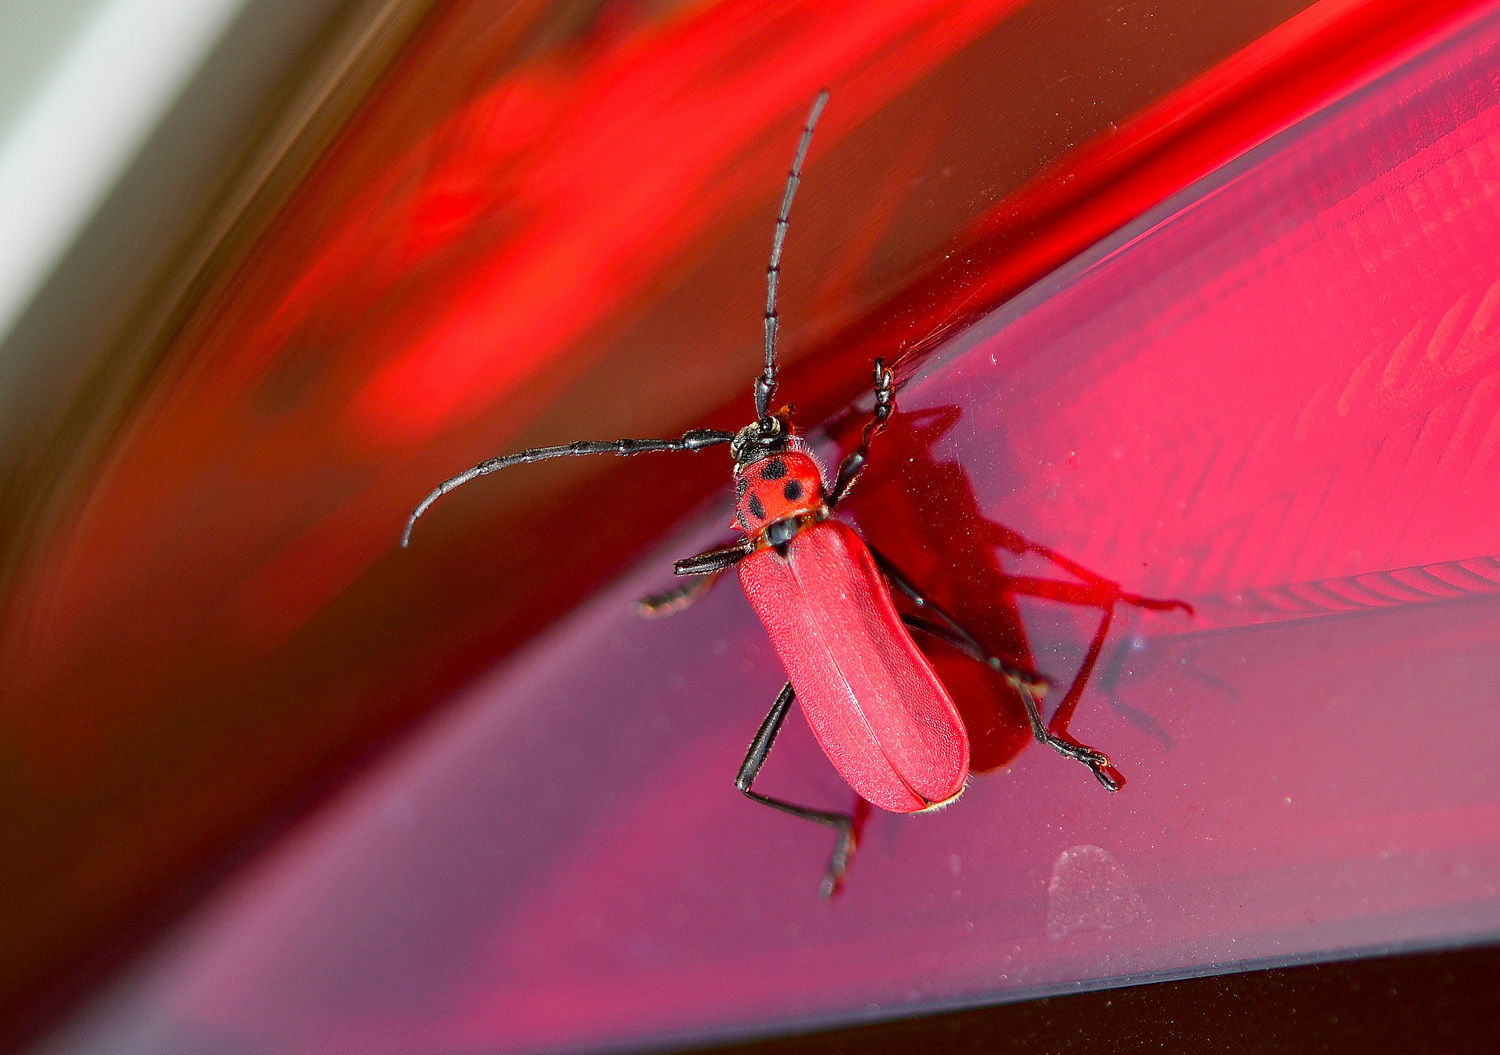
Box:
[738, 681, 862, 898]
[633, 538, 753, 618]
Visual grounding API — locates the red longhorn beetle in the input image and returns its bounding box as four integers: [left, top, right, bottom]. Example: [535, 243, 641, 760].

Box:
[403, 92, 1189, 896]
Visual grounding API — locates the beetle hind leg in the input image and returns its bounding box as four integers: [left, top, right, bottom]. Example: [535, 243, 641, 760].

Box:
[1016, 683, 1124, 792]
[738, 681, 866, 897]
[899, 611, 1122, 791]
[874, 537, 1128, 792]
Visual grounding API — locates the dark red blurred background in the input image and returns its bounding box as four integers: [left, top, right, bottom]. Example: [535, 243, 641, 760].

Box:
[0, 0, 1488, 1045]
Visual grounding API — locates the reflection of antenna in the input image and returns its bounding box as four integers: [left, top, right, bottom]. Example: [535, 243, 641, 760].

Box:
[755, 89, 830, 427]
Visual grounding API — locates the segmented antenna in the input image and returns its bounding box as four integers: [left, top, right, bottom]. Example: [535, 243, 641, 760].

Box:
[755, 89, 830, 425]
[401, 428, 733, 547]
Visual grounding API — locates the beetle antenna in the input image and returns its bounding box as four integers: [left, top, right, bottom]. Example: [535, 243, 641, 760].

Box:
[402, 428, 733, 547]
[755, 89, 829, 427]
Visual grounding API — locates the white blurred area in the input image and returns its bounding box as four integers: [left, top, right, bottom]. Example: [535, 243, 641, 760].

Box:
[0, 0, 246, 343]
[0, 0, 371, 522]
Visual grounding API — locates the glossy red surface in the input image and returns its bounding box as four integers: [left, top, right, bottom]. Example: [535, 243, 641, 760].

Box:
[19, 0, 1465, 1032]
[38, 6, 1500, 1053]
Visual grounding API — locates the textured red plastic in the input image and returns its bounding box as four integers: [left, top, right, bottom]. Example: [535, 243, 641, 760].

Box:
[739, 520, 968, 812]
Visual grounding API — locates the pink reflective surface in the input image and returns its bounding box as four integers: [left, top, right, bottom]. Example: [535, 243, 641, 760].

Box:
[41, 7, 1500, 1054]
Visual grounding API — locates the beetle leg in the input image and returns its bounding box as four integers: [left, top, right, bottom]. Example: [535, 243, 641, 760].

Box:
[1029, 598, 1126, 787]
[938, 558, 1190, 779]
[869, 549, 1049, 692]
[633, 569, 726, 618]
[899, 609, 1122, 790]
[674, 538, 755, 576]
[872, 546, 1123, 791]
[826, 359, 896, 508]
[737, 681, 862, 898]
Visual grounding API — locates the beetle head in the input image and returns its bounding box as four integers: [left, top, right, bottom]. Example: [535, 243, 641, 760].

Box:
[730, 413, 794, 467]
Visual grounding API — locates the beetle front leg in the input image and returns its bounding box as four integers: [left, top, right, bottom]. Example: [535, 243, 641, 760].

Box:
[674, 538, 754, 576]
[826, 359, 895, 508]
[738, 681, 863, 898]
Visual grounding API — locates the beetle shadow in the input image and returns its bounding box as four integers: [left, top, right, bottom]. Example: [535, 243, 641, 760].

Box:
[842, 403, 1187, 775]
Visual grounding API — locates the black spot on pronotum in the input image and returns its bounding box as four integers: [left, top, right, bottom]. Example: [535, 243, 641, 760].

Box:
[748, 493, 766, 521]
[760, 457, 787, 480]
[783, 480, 803, 502]
[736, 477, 749, 498]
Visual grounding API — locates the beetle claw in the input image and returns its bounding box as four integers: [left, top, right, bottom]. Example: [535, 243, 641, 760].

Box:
[1090, 757, 1126, 792]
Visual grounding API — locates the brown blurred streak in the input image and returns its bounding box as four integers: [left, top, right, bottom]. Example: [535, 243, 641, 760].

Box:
[0, 0, 1329, 1044]
[0, 0, 443, 597]
[0, 0, 611, 1040]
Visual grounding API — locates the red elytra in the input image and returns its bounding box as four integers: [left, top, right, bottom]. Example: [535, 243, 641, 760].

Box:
[403, 92, 1186, 895]
[739, 521, 969, 813]
[735, 452, 967, 814]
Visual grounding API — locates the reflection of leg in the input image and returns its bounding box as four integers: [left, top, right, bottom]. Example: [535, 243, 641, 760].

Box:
[900, 610, 1119, 790]
[872, 545, 1122, 791]
[978, 527, 1193, 618]
[633, 569, 724, 618]
[986, 573, 1191, 616]
[737, 682, 859, 898]
[1096, 636, 1175, 749]
[870, 548, 1048, 691]
[635, 537, 752, 618]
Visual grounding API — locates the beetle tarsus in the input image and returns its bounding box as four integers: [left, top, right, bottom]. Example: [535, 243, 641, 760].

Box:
[818, 823, 857, 899]
[1016, 683, 1126, 789]
[634, 570, 725, 618]
[738, 681, 865, 895]
[827, 358, 897, 509]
